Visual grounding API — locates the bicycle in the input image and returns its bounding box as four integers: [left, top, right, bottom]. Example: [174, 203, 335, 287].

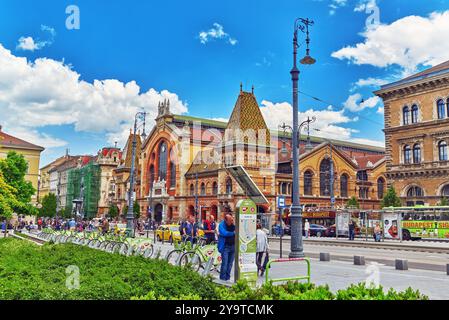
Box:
[179, 238, 222, 272]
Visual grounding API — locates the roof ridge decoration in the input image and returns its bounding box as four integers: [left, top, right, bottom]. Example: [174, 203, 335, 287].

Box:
[224, 89, 271, 146]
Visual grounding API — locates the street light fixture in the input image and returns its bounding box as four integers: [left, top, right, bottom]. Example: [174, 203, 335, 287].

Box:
[289, 17, 316, 259]
[126, 111, 147, 238]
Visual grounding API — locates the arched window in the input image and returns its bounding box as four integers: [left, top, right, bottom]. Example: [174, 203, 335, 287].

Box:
[439, 141, 448, 161]
[411, 105, 419, 123]
[189, 184, 195, 196]
[340, 174, 348, 198]
[212, 182, 218, 195]
[442, 185, 449, 197]
[437, 99, 446, 119]
[413, 144, 421, 164]
[226, 178, 233, 194]
[281, 182, 287, 195]
[403, 106, 410, 125]
[158, 142, 168, 180]
[149, 165, 155, 190]
[169, 161, 176, 187]
[407, 186, 423, 198]
[304, 171, 313, 196]
[320, 158, 331, 196]
[403, 145, 411, 164]
[200, 183, 206, 195]
[447, 98, 449, 117]
[377, 178, 385, 199]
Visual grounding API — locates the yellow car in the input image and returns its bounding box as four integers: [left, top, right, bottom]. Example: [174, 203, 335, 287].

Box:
[156, 225, 182, 242]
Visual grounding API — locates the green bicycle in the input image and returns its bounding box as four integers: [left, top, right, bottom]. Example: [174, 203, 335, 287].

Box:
[179, 239, 222, 272]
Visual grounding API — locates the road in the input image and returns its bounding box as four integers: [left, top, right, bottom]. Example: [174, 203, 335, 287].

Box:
[269, 240, 449, 272]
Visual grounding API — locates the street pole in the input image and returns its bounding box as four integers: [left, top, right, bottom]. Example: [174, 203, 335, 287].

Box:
[289, 18, 316, 258]
[126, 111, 146, 238]
[195, 172, 199, 223]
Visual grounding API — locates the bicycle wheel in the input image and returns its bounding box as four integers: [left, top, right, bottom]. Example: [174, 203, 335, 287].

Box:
[179, 252, 202, 272]
[105, 241, 115, 253]
[118, 243, 129, 255]
[166, 249, 183, 265]
[99, 241, 109, 251]
[143, 245, 154, 259]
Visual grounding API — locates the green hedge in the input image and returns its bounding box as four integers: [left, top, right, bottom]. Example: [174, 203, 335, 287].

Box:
[0, 238, 428, 300]
[0, 238, 217, 300]
[134, 280, 427, 300]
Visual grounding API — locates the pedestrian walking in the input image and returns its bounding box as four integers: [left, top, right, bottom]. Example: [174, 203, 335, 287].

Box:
[218, 214, 236, 282]
[256, 223, 269, 276]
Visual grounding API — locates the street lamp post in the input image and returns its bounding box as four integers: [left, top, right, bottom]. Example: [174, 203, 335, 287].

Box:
[289, 18, 316, 258]
[126, 111, 147, 238]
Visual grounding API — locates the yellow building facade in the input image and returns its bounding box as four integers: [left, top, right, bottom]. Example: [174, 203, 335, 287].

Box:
[0, 126, 44, 204]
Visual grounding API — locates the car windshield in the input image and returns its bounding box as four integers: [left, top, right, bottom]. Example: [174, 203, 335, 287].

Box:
[169, 226, 178, 232]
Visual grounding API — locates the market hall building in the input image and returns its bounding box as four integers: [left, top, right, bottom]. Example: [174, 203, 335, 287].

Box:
[375, 60, 449, 206]
[136, 87, 387, 226]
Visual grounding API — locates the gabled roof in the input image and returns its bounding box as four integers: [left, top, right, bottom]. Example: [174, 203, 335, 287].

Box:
[353, 154, 385, 170]
[0, 130, 44, 151]
[185, 151, 221, 177]
[121, 132, 141, 168]
[299, 141, 359, 169]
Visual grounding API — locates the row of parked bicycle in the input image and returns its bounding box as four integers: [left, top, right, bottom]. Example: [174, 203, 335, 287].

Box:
[33, 229, 222, 274]
[35, 228, 155, 257]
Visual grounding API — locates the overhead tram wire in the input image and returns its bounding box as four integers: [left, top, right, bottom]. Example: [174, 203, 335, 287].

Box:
[298, 90, 384, 127]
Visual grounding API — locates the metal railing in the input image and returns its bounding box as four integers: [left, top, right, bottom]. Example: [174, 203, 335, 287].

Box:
[265, 257, 311, 284]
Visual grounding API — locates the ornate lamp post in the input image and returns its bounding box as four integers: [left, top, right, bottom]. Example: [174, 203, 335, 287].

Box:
[126, 111, 146, 238]
[289, 18, 316, 258]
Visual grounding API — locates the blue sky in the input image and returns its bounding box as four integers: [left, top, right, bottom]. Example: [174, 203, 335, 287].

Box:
[0, 0, 448, 166]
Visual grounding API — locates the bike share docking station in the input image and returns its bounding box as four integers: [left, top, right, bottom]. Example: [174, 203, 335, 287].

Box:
[227, 165, 312, 287]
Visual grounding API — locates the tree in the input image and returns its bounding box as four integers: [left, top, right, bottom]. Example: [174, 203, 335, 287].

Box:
[108, 204, 119, 219]
[133, 201, 140, 219]
[381, 186, 402, 208]
[0, 152, 36, 215]
[39, 193, 57, 218]
[438, 197, 449, 206]
[0, 170, 22, 219]
[346, 196, 360, 209]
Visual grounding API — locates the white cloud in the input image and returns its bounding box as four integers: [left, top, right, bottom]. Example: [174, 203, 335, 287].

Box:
[354, 0, 377, 12]
[332, 10, 449, 73]
[343, 93, 382, 112]
[0, 43, 188, 150]
[16, 25, 56, 51]
[329, 0, 348, 15]
[352, 77, 389, 89]
[198, 23, 237, 46]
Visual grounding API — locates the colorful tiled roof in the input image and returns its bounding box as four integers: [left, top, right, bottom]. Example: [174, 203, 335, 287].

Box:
[225, 91, 271, 145]
[0, 130, 44, 151]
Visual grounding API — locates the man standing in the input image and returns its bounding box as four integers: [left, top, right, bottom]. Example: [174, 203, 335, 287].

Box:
[348, 220, 355, 241]
[256, 223, 269, 276]
[203, 214, 217, 244]
[182, 215, 197, 243]
[218, 214, 235, 282]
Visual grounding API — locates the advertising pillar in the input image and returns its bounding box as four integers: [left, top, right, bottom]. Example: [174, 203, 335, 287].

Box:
[234, 199, 258, 286]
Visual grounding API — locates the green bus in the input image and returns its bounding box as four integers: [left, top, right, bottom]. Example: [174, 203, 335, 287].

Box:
[383, 206, 449, 241]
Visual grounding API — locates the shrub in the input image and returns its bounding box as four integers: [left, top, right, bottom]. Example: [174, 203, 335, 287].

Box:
[0, 238, 217, 300]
